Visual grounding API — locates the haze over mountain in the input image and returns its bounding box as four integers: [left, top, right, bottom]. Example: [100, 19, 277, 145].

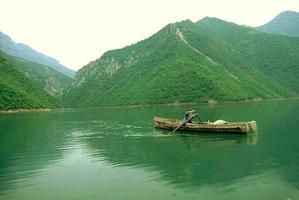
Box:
[0, 32, 75, 78]
[256, 10, 299, 37]
[65, 16, 299, 107]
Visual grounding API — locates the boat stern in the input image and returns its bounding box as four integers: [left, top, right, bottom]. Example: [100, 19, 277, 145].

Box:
[246, 121, 258, 133]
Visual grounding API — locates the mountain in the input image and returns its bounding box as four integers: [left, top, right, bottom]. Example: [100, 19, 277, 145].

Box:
[256, 10, 299, 37]
[0, 50, 59, 110]
[65, 17, 299, 107]
[0, 32, 75, 78]
[7, 55, 73, 97]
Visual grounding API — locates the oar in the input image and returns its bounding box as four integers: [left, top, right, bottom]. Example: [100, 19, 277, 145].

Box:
[171, 114, 197, 134]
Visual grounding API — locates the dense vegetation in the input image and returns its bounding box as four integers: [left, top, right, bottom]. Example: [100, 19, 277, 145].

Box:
[8, 55, 73, 97]
[65, 17, 299, 107]
[0, 32, 75, 78]
[256, 10, 299, 37]
[0, 50, 59, 110]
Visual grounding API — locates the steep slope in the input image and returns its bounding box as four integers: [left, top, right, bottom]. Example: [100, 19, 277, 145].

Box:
[6, 55, 73, 97]
[256, 10, 299, 37]
[0, 32, 75, 78]
[65, 18, 299, 107]
[0, 50, 58, 110]
[193, 17, 299, 94]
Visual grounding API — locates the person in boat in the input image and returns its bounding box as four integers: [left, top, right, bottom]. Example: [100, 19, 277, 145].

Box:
[183, 109, 196, 123]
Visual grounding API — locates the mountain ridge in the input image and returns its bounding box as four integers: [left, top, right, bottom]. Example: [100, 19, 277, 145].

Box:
[256, 10, 299, 37]
[65, 16, 299, 107]
[0, 31, 76, 78]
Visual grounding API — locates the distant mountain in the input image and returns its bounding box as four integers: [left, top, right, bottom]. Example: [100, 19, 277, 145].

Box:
[65, 17, 299, 107]
[7, 54, 73, 97]
[0, 32, 75, 78]
[256, 10, 299, 37]
[0, 50, 59, 110]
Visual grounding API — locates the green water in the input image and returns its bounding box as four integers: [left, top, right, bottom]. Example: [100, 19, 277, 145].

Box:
[0, 101, 299, 200]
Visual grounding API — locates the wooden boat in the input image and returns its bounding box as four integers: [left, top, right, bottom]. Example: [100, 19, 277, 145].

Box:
[153, 117, 257, 134]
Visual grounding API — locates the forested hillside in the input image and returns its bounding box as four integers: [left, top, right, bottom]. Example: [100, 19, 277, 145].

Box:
[8, 55, 73, 97]
[65, 17, 299, 106]
[0, 50, 59, 110]
[256, 11, 299, 37]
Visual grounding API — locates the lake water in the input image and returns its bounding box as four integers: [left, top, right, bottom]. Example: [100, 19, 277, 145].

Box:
[0, 101, 299, 200]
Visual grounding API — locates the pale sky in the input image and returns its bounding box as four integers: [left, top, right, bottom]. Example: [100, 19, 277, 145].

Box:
[1, 0, 299, 71]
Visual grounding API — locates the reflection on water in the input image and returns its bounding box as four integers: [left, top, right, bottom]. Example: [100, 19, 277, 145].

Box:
[0, 100, 299, 199]
[81, 133, 259, 187]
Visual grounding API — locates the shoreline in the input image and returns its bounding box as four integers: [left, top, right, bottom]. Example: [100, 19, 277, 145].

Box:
[63, 97, 299, 109]
[0, 108, 52, 114]
[1, 97, 299, 113]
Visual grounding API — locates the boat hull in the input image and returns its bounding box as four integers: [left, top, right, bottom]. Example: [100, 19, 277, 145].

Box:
[153, 117, 257, 134]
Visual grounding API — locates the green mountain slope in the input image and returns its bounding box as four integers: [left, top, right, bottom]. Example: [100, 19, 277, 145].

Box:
[65, 18, 299, 107]
[0, 32, 75, 78]
[256, 10, 299, 37]
[7, 55, 73, 97]
[0, 50, 59, 110]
